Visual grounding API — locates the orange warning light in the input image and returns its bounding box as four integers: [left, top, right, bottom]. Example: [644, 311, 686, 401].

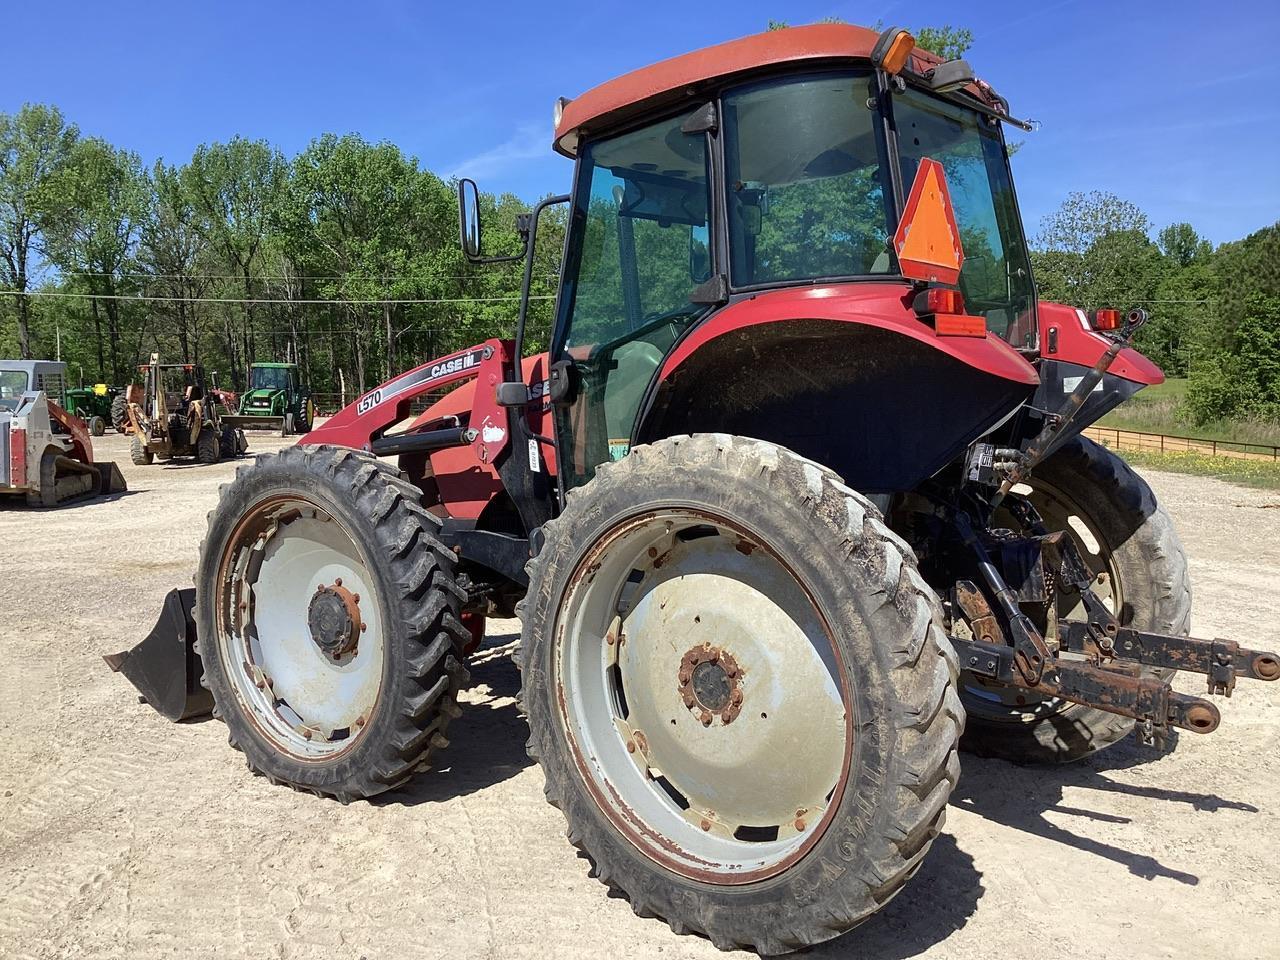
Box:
[892, 158, 965, 286]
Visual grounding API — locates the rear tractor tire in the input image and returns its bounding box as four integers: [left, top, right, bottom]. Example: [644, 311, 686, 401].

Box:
[110, 394, 128, 432]
[194, 445, 470, 801]
[519, 434, 962, 953]
[195, 426, 220, 464]
[959, 435, 1191, 764]
[130, 434, 153, 466]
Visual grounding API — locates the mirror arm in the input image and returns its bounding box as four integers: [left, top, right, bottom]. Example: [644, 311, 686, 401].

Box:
[512, 193, 571, 370]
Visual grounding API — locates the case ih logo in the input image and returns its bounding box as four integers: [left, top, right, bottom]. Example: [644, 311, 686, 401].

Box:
[428, 354, 478, 379]
[356, 348, 486, 415]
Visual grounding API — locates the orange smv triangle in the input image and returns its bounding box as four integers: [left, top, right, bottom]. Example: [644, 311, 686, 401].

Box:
[892, 158, 964, 286]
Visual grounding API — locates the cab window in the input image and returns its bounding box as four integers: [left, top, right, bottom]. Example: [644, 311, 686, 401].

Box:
[555, 109, 713, 486]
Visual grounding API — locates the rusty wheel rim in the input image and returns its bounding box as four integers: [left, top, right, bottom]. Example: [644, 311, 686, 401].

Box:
[215, 497, 384, 760]
[553, 509, 850, 883]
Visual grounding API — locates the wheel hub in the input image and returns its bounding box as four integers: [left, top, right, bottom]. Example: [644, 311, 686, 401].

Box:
[308, 579, 363, 660]
[678, 644, 743, 724]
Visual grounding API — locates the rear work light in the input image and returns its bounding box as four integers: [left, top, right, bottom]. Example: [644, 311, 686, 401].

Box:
[1091, 308, 1123, 331]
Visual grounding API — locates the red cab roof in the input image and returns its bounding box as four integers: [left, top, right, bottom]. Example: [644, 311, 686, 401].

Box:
[553, 24, 948, 157]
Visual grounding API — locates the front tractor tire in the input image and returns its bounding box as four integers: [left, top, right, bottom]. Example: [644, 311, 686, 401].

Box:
[959, 435, 1192, 763]
[195, 445, 470, 802]
[519, 435, 962, 954]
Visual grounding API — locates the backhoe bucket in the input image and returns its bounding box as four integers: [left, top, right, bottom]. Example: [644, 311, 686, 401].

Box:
[104, 588, 213, 721]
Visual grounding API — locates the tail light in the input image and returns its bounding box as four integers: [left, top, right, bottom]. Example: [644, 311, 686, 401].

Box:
[915, 287, 966, 316]
[913, 288, 986, 337]
[1091, 308, 1122, 331]
[934, 315, 987, 337]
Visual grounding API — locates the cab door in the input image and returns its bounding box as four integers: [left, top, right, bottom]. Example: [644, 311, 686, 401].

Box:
[551, 108, 716, 490]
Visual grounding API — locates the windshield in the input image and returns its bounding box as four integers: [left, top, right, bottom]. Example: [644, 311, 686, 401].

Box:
[0, 370, 29, 411]
[723, 72, 894, 284]
[892, 87, 1036, 347]
[250, 367, 293, 391]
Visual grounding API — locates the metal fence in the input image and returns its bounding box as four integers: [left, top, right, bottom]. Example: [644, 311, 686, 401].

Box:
[1084, 426, 1280, 462]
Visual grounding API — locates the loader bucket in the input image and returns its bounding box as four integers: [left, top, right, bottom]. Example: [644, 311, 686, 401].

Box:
[94, 461, 127, 495]
[223, 414, 284, 432]
[104, 587, 213, 721]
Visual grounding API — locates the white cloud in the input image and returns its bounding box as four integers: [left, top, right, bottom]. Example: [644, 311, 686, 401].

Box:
[447, 122, 549, 180]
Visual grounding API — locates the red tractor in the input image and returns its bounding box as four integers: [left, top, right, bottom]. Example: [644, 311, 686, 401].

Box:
[110, 25, 1278, 953]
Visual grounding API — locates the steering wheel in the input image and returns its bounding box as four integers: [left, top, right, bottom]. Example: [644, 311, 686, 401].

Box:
[595, 304, 700, 358]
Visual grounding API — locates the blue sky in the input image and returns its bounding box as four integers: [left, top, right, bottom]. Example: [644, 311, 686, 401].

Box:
[5, 0, 1277, 245]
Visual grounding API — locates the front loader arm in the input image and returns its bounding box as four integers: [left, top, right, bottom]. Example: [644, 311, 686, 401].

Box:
[301, 339, 514, 468]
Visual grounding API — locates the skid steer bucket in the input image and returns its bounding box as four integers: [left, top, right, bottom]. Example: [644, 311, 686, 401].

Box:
[94, 461, 127, 495]
[104, 588, 213, 721]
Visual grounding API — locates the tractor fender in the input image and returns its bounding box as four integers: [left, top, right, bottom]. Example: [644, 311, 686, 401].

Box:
[1037, 302, 1164, 385]
[1028, 302, 1165, 457]
[638, 283, 1040, 494]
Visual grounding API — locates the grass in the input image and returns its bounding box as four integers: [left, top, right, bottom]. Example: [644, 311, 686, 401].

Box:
[1098, 378, 1280, 449]
[1113, 447, 1280, 490]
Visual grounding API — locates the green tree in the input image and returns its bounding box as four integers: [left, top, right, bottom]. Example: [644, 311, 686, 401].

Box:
[138, 162, 216, 365]
[1158, 222, 1212, 267]
[1186, 294, 1280, 423]
[182, 137, 288, 389]
[1031, 191, 1161, 310]
[0, 104, 78, 358]
[41, 138, 147, 382]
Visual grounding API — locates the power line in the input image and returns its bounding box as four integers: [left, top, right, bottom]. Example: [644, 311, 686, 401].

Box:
[1, 289, 554, 305]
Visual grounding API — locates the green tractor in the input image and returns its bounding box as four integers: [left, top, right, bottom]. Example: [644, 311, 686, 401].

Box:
[223, 362, 313, 436]
[64, 383, 121, 437]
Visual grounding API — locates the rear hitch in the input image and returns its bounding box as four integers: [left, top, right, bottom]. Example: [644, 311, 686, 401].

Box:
[104, 588, 213, 721]
[1060, 623, 1280, 697]
[949, 631, 1230, 739]
[947, 496, 1279, 743]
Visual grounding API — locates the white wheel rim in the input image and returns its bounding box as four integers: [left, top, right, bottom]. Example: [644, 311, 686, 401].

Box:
[216, 498, 384, 759]
[554, 509, 850, 882]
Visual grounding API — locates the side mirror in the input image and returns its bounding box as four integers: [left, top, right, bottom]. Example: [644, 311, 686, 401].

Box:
[924, 59, 976, 94]
[458, 178, 482, 259]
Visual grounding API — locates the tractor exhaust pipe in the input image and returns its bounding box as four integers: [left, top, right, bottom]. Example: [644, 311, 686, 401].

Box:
[104, 588, 213, 721]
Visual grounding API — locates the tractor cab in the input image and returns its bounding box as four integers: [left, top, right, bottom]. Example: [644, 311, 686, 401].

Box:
[462, 24, 1040, 490]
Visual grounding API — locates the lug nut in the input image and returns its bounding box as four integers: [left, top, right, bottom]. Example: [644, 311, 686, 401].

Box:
[794, 818, 806, 831]
[700, 819, 711, 831]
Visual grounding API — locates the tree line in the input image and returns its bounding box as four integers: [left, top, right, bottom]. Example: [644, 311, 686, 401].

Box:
[1, 104, 563, 402]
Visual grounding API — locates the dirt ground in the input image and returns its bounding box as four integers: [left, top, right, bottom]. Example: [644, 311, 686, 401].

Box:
[1, 431, 1277, 960]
